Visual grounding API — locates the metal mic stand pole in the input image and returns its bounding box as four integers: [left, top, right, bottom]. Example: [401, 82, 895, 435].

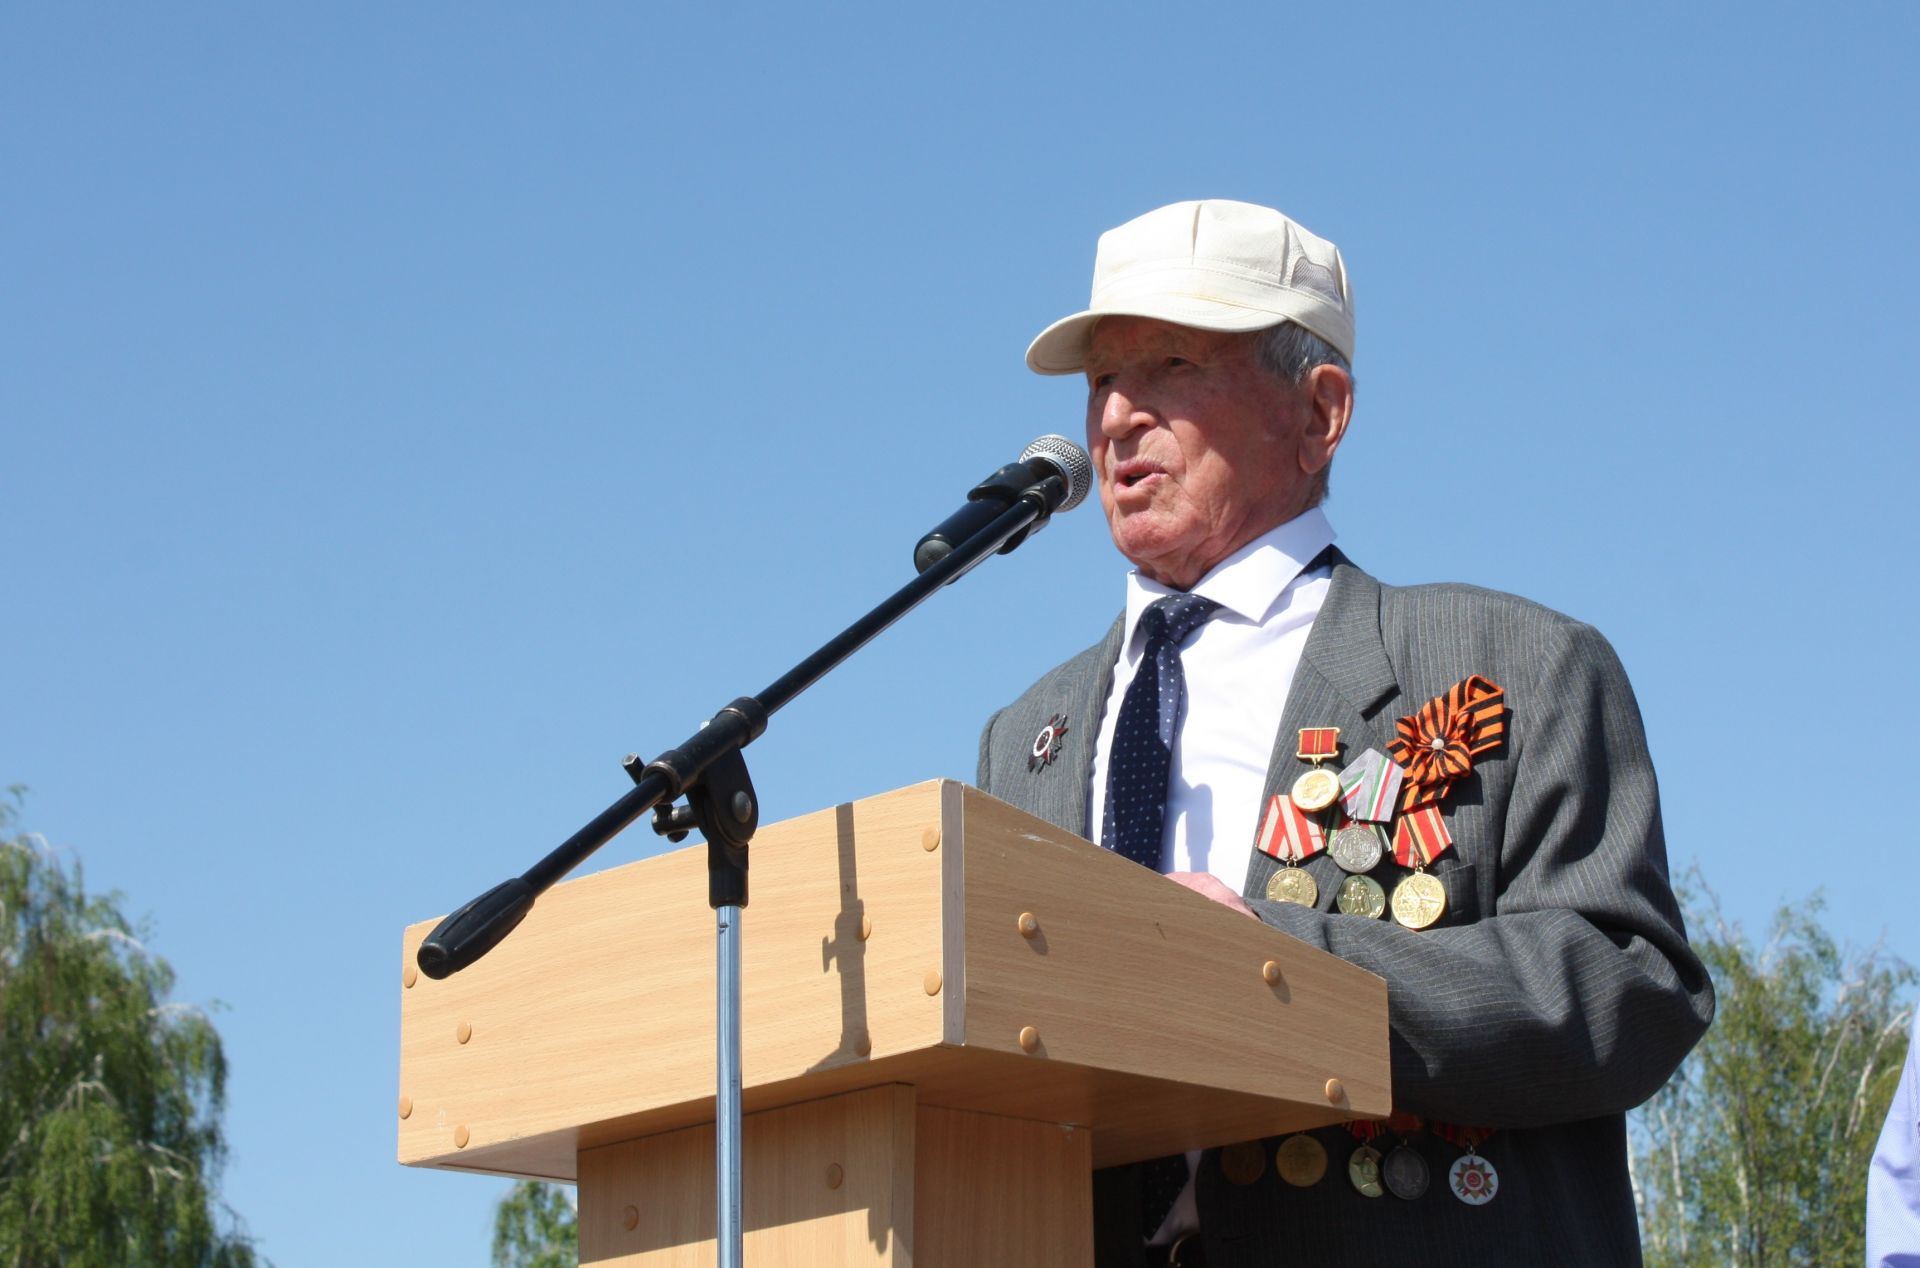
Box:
[650, 747, 755, 1267]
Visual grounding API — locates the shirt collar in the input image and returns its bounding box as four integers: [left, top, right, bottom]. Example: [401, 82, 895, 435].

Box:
[1120, 506, 1337, 655]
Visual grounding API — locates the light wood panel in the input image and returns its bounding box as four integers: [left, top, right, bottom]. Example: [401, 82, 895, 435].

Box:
[578, 1085, 917, 1266]
[397, 779, 1389, 1181]
[951, 786, 1390, 1163]
[577, 1086, 1095, 1267]
[398, 784, 950, 1175]
[913, 1104, 1091, 1268]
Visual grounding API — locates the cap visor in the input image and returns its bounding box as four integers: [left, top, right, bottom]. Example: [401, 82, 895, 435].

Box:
[1024, 298, 1294, 375]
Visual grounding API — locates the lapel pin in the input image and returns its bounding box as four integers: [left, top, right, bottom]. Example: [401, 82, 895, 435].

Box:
[1028, 714, 1069, 772]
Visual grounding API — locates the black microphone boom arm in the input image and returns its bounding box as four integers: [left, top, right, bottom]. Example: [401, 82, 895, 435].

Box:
[414, 477, 1066, 980]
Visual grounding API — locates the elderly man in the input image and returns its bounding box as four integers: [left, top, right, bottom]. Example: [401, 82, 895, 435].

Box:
[975, 200, 1713, 1267]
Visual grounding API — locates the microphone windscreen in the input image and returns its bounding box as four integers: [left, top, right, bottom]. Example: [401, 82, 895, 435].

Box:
[1019, 435, 1093, 512]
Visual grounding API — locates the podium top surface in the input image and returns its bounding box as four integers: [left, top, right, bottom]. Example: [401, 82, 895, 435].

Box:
[397, 780, 1387, 1180]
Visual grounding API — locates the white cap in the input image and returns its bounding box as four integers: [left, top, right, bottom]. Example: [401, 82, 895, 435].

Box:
[1026, 199, 1355, 375]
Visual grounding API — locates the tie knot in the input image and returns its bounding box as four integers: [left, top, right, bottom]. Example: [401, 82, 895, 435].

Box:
[1139, 593, 1219, 649]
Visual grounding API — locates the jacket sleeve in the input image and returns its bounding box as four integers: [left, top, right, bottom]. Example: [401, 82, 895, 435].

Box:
[1250, 619, 1714, 1129]
[976, 709, 1001, 797]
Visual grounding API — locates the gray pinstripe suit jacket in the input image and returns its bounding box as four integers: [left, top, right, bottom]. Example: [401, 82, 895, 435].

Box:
[976, 550, 1714, 1267]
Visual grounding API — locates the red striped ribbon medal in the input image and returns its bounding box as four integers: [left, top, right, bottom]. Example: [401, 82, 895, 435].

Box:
[1255, 794, 1324, 906]
[1291, 727, 1343, 812]
[1337, 748, 1405, 824]
[1433, 1124, 1498, 1206]
[1389, 807, 1453, 929]
[1391, 806, 1454, 868]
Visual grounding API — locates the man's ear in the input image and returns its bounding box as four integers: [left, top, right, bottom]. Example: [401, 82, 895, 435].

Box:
[1298, 364, 1354, 476]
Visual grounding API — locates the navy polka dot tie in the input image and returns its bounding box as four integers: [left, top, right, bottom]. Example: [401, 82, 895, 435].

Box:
[1100, 593, 1220, 871]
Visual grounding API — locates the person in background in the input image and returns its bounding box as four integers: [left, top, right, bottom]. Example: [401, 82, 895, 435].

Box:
[1869, 1007, 1920, 1266]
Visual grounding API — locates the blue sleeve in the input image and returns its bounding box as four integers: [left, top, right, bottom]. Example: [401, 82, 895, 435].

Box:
[1868, 1010, 1920, 1267]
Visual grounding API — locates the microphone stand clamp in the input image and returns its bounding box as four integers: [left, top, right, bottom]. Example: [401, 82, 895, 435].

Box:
[643, 745, 758, 910]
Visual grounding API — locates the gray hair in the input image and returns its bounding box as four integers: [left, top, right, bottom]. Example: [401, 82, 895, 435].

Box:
[1253, 321, 1353, 389]
[1253, 322, 1352, 505]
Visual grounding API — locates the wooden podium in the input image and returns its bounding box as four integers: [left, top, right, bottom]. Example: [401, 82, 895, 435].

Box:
[397, 780, 1388, 1265]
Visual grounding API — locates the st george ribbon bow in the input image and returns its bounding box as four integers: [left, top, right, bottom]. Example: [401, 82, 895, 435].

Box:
[1387, 674, 1507, 811]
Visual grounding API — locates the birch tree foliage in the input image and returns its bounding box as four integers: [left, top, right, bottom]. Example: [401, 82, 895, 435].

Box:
[0, 791, 259, 1266]
[1631, 883, 1911, 1268]
[492, 1180, 577, 1268]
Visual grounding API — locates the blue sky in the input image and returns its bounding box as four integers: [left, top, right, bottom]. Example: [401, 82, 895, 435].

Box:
[4, 3, 1916, 1263]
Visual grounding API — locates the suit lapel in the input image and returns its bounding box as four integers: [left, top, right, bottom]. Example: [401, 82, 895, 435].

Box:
[1242, 553, 1406, 909]
[1063, 616, 1125, 839]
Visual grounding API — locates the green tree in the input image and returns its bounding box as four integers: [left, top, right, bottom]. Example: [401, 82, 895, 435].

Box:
[1631, 884, 1911, 1267]
[492, 1180, 577, 1267]
[0, 791, 259, 1266]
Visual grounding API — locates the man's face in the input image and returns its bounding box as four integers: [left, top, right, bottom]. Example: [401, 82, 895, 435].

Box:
[1083, 316, 1328, 590]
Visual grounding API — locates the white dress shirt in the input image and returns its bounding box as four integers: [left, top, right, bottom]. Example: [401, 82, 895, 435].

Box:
[1088, 507, 1336, 889]
[1084, 507, 1336, 1246]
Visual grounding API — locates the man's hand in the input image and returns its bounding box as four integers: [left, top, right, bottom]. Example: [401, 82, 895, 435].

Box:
[1165, 871, 1259, 919]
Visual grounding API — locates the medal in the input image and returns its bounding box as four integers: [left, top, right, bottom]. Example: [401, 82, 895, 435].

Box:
[1327, 820, 1387, 873]
[1027, 715, 1069, 772]
[1337, 748, 1405, 824]
[1290, 767, 1340, 813]
[1347, 1144, 1384, 1198]
[1265, 867, 1318, 906]
[1391, 871, 1447, 930]
[1433, 1123, 1497, 1206]
[1219, 1141, 1266, 1186]
[1291, 727, 1342, 811]
[1449, 1153, 1499, 1205]
[1255, 794, 1324, 905]
[1389, 812, 1448, 929]
[1275, 1134, 1328, 1187]
[1382, 1144, 1430, 1200]
[1335, 874, 1387, 919]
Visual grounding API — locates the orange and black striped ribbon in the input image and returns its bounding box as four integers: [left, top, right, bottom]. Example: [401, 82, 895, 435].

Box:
[1387, 675, 1506, 811]
[1392, 806, 1454, 867]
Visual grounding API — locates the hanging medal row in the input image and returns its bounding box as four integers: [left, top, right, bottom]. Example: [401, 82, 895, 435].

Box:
[1253, 674, 1506, 931]
[1213, 1119, 1500, 1207]
[1342, 1116, 1500, 1207]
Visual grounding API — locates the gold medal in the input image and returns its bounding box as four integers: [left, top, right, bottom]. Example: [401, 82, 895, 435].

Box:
[1275, 1134, 1328, 1187]
[1290, 766, 1341, 813]
[1390, 871, 1447, 929]
[1348, 1144, 1385, 1198]
[1335, 874, 1387, 919]
[1220, 1140, 1267, 1186]
[1266, 866, 1319, 907]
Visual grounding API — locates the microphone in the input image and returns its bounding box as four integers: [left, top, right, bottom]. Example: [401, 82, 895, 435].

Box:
[913, 435, 1094, 573]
